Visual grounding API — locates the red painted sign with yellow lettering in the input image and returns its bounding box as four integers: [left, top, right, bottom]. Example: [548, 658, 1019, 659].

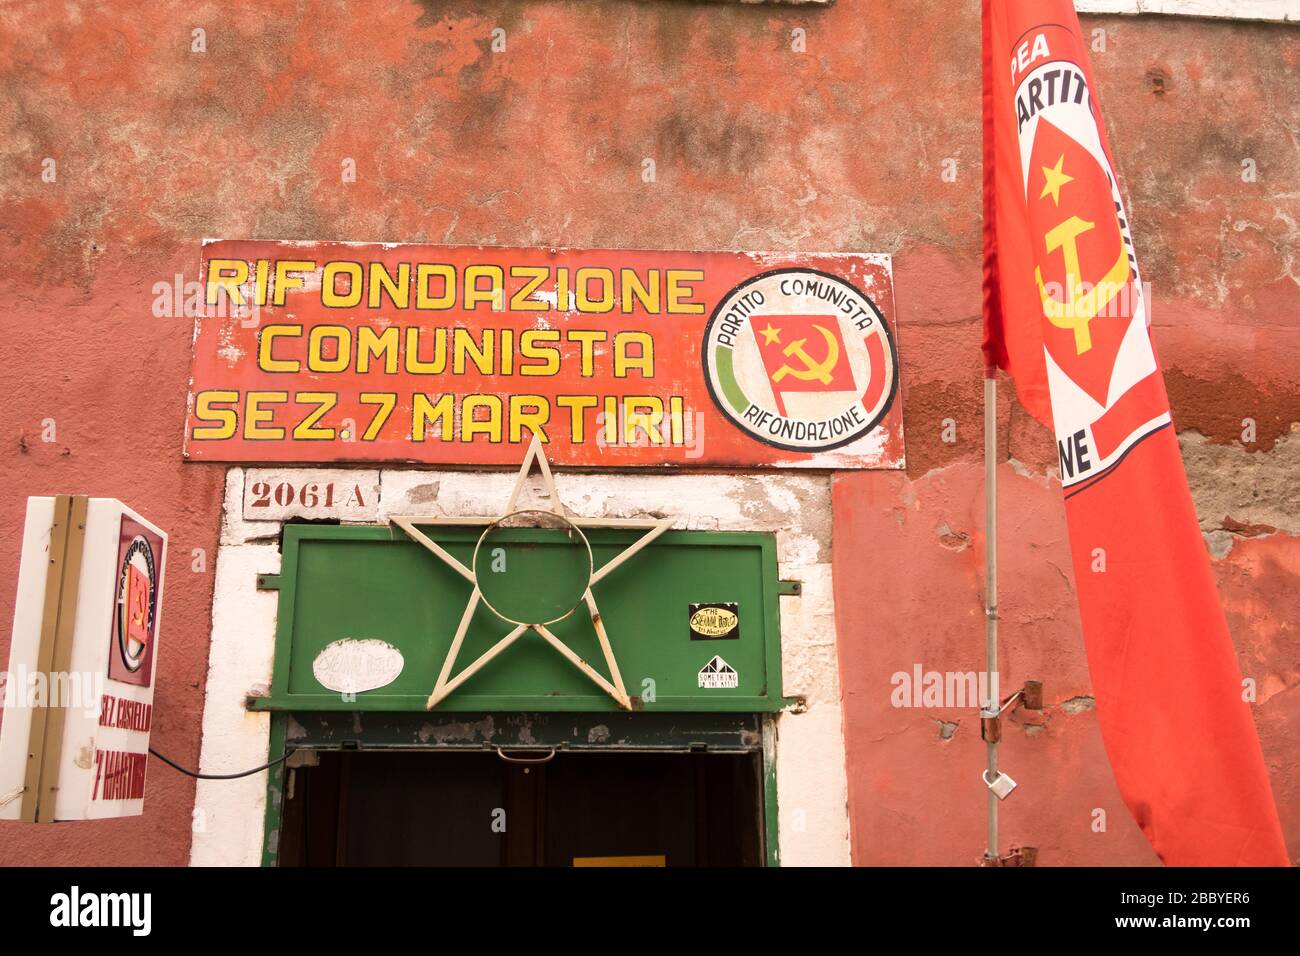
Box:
[184, 240, 905, 469]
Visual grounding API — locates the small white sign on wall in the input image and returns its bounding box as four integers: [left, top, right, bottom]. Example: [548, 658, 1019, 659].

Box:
[312, 639, 404, 695]
[0, 496, 167, 822]
[243, 468, 380, 522]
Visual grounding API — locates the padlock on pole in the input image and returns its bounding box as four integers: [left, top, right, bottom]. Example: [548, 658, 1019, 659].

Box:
[983, 768, 1018, 801]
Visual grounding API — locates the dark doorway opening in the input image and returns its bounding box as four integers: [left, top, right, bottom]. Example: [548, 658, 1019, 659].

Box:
[278, 750, 765, 866]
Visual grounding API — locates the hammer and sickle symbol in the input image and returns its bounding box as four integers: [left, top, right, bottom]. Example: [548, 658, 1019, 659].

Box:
[127, 573, 151, 651]
[772, 324, 840, 385]
[1034, 214, 1132, 355]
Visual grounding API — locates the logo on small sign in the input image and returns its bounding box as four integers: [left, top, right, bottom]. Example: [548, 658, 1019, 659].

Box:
[698, 655, 738, 689]
[109, 517, 163, 687]
[689, 603, 739, 640]
[702, 268, 899, 454]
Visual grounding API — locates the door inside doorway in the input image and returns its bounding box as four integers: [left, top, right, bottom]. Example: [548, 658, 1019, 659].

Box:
[278, 750, 765, 866]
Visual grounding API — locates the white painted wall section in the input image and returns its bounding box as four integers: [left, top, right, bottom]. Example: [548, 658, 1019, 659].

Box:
[189, 536, 279, 866]
[1075, 0, 1299, 20]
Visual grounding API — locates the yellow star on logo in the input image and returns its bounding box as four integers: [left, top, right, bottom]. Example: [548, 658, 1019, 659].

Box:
[1039, 153, 1074, 206]
[759, 323, 782, 345]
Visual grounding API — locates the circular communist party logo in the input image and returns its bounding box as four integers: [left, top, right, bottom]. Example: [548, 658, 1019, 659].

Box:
[116, 535, 158, 674]
[702, 267, 899, 453]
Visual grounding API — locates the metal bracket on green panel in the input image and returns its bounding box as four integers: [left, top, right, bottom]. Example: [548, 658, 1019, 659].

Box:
[272, 711, 767, 751]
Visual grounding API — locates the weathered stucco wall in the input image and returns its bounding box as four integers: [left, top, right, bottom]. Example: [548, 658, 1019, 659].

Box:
[833, 11, 1300, 864]
[0, 0, 1295, 865]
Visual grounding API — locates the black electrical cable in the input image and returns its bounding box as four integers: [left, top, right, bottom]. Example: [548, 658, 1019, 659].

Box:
[148, 746, 295, 780]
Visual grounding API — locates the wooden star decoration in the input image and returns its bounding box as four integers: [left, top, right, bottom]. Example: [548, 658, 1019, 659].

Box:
[390, 435, 674, 711]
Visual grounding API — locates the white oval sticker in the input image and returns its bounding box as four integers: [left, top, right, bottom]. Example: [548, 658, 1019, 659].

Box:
[312, 639, 404, 695]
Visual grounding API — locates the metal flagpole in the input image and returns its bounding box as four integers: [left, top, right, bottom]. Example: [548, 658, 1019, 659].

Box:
[983, 373, 999, 861]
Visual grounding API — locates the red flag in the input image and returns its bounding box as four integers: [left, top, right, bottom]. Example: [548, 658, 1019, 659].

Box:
[982, 0, 1289, 865]
[751, 314, 856, 416]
